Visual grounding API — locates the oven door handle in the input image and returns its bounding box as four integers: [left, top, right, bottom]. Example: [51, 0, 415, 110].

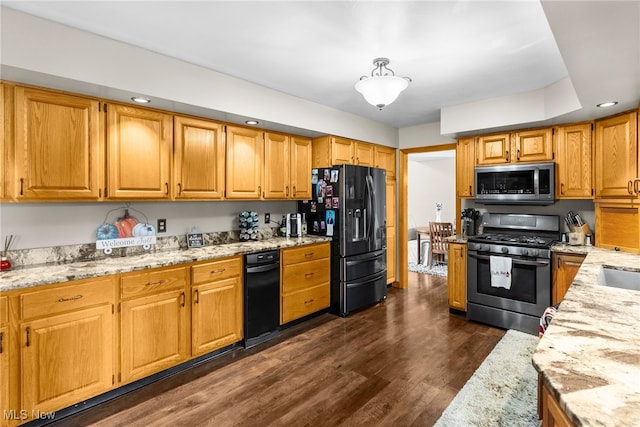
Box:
[468, 252, 550, 267]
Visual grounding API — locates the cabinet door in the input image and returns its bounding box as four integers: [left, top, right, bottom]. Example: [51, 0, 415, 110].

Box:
[192, 276, 243, 356]
[354, 141, 374, 166]
[447, 243, 467, 311]
[374, 145, 396, 179]
[555, 123, 593, 198]
[120, 289, 189, 384]
[594, 112, 638, 198]
[0, 83, 8, 201]
[173, 115, 225, 199]
[456, 137, 476, 197]
[552, 253, 585, 304]
[476, 134, 511, 165]
[331, 137, 353, 164]
[513, 128, 554, 162]
[107, 103, 172, 199]
[21, 305, 114, 416]
[14, 86, 102, 200]
[542, 384, 575, 427]
[386, 226, 396, 285]
[290, 136, 312, 199]
[595, 203, 640, 253]
[263, 132, 290, 199]
[225, 126, 263, 199]
[0, 324, 8, 425]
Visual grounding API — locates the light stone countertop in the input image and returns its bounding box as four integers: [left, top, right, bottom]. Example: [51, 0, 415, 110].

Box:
[0, 236, 331, 293]
[532, 247, 640, 427]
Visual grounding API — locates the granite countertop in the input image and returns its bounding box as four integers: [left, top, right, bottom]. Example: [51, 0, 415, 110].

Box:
[532, 247, 640, 427]
[0, 236, 331, 293]
[446, 234, 468, 244]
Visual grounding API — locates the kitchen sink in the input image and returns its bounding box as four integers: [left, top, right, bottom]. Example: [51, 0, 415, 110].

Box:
[597, 267, 640, 291]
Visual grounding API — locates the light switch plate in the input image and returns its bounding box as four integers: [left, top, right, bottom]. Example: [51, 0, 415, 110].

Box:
[157, 219, 167, 233]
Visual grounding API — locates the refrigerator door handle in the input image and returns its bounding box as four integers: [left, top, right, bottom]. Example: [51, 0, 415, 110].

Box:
[365, 175, 374, 240]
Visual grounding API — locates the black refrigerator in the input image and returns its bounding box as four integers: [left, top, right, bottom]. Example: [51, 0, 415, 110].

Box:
[298, 164, 387, 316]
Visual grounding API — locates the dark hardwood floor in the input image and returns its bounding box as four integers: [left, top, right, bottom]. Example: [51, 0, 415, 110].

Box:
[54, 272, 505, 427]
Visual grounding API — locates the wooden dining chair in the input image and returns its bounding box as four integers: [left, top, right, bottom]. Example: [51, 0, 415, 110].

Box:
[428, 222, 454, 267]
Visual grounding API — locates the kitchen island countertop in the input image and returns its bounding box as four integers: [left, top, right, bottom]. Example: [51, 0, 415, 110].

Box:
[0, 236, 331, 293]
[532, 247, 640, 427]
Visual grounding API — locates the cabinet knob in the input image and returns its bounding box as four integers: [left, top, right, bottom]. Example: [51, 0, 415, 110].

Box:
[505, 151, 509, 162]
[561, 183, 565, 195]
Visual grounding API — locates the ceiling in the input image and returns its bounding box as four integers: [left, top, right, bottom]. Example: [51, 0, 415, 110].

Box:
[3, 1, 640, 132]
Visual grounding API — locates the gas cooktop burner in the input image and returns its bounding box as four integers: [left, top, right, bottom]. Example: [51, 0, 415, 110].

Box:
[471, 233, 554, 247]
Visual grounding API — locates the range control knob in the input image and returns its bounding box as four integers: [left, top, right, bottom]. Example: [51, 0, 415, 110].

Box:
[521, 248, 529, 257]
[501, 246, 509, 254]
[481, 244, 490, 252]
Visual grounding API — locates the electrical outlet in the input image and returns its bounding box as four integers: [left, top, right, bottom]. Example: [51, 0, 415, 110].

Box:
[265, 213, 270, 224]
[157, 219, 167, 233]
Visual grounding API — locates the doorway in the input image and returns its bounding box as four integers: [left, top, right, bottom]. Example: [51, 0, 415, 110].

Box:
[398, 143, 458, 288]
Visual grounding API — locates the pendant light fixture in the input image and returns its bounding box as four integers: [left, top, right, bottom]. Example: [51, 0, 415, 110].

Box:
[355, 58, 411, 110]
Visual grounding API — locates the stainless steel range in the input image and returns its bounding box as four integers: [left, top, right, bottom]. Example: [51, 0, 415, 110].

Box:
[466, 213, 560, 334]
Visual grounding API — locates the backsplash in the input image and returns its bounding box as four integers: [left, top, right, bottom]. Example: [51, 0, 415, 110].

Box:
[5, 228, 278, 268]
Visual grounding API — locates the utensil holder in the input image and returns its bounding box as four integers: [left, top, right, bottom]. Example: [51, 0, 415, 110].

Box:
[568, 224, 592, 246]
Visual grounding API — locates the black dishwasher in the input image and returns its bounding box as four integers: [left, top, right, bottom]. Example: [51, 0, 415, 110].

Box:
[244, 250, 280, 348]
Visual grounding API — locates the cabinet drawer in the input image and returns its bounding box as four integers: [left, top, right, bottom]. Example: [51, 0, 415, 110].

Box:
[282, 243, 330, 265]
[191, 257, 242, 285]
[20, 276, 115, 320]
[0, 295, 7, 325]
[121, 266, 187, 299]
[281, 283, 330, 324]
[282, 259, 330, 293]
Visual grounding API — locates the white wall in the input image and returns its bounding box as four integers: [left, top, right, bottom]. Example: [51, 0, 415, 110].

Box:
[0, 7, 398, 147]
[0, 7, 402, 251]
[399, 122, 455, 149]
[407, 156, 456, 229]
[0, 201, 296, 250]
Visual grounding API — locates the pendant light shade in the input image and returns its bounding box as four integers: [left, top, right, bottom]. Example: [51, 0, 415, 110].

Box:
[355, 58, 411, 110]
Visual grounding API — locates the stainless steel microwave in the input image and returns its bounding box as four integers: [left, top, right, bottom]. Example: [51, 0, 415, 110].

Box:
[474, 162, 555, 205]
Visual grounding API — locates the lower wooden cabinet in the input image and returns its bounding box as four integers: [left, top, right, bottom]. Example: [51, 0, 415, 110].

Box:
[541, 382, 575, 427]
[0, 296, 9, 427]
[16, 276, 116, 422]
[119, 266, 189, 384]
[552, 252, 586, 304]
[280, 242, 330, 324]
[190, 257, 243, 356]
[447, 242, 467, 311]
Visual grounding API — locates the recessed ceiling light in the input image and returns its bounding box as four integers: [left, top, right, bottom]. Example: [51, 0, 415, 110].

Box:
[596, 101, 618, 108]
[245, 120, 259, 125]
[131, 96, 151, 104]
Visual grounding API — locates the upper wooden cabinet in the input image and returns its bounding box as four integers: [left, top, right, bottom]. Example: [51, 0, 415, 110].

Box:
[595, 201, 640, 253]
[456, 137, 476, 198]
[476, 133, 511, 165]
[13, 86, 103, 200]
[290, 136, 313, 199]
[555, 123, 593, 199]
[173, 115, 225, 200]
[374, 145, 396, 178]
[107, 103, 173, 200]
[331, 136, 354, 165]
[312, 136, 376, 167]
[594, 111, 638, 199]
[263, 132, 290, 199]
[353, 141, 374, 166]
[225, 125, 263, 199]
[476, 129, 553, 165]
[512, 128, 554, 163]
[0, 83, 8, 201]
